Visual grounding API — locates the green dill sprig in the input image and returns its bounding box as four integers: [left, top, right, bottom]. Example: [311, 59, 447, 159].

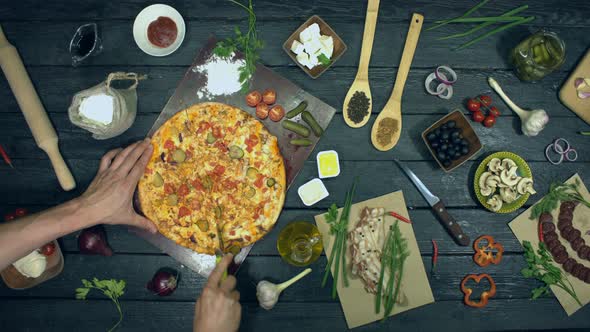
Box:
[76, 278, 126, 332]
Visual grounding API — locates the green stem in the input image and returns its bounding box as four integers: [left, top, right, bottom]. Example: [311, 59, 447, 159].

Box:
[455, 16, 535, 50]
[426, 0, 490, 31]
[331, 229, 344, 299]
[579, 131, 590, 136]
[340, 228, 349, 287]
[438, 5, 528, 40]
[435, 16, 526, 23]
[108, 298, 123, 332]
[321, 232, 339, 288]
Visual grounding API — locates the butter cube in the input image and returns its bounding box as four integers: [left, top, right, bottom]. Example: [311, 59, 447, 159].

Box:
[299, 23, 321, 42]
[296, 52, 310, 67]
[290, 40, 305, 55]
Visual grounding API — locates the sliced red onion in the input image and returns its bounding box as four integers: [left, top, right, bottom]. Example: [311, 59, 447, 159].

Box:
[553, 138, 570, 154]
[545, 143, 564, 165]
[425, 72, 453, 99]
[435, 65, 457, 85]
[565, 148, 578, 162]
[575, 77, 590, 99]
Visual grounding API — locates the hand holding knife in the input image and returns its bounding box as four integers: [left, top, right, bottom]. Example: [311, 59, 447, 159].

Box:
[394, 159, 470, 246]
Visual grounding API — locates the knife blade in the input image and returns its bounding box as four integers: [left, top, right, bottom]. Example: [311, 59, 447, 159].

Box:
[394, 160, 470, 246]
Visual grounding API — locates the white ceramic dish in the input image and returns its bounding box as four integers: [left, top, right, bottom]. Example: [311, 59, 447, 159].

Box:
[298, 178, 329, 206]
[316, 150, 341, 179]
[133, 4, 185, 57]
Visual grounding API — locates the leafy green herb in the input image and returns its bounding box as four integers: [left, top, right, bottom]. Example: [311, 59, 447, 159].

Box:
[76, 278, 126, 332]
[375, 221, 410, 320]
[317, 54, 331, 66]
[212, 0, 264, 92]
[321, 179, 358, 298]
[530, 179, 590, 220]
[521, 241, 582, 306]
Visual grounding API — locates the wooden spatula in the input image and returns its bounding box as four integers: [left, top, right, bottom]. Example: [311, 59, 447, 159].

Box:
[371, 14, 423, 151]
[342, 0, 380, 128]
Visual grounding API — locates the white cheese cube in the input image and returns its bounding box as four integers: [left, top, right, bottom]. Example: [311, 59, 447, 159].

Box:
[290, 40, 305, 55]
[303, 39, 322, 55]
[306, 53, 318, 69]
[299, 23, 321, 42]
[319, 35, 334, 58]
[296, 52, 310, 67]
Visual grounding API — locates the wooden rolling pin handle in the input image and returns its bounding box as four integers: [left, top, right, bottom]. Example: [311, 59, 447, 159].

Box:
[39, 140, 76, 191]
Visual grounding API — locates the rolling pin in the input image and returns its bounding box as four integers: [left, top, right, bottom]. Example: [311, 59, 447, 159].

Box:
[0, 25, 76, 191]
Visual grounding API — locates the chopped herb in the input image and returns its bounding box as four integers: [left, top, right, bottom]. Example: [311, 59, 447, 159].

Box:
[317, 53, 331, 66]
[530, 180, 590, 220]
[76, 278, 126, 332]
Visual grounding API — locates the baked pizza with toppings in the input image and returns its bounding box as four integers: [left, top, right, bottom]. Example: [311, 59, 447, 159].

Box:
[137, 102, 286, 255]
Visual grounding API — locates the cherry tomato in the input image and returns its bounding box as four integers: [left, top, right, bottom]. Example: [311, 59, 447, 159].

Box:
[269, 105, 285, 122]
[489, 106, 501, 117]
[466, 98, 481, 112]
[4, 213, 16, 222]
[245, 90, 262, 107]
[262, 89, 277, 105]
[255, 103, 269, 120]
[15, 208, 27, 217]
[40, 242, 56, 256]
[479, 95, 492, 107]
[472, 110, 485, 123]
[483, 115, 496, 128]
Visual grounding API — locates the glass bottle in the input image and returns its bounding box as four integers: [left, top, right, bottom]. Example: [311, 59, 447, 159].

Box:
[510, 30, 565, 82]
[277, 221, 323, 267]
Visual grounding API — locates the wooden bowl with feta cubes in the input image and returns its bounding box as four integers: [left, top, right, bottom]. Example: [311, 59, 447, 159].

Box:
[283, 15, 347, 79]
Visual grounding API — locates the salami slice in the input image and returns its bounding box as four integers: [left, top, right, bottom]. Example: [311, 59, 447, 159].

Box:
[542, 222, 556, 234]
[579, 246, 590, 260]
[557, 220, 573, 231]
[563, 258, 576, 273]
[560, 225, 574, 238]
[544, 232, 558, 243]
[579, 267, 590, 282]
[553, 250, 569, 264]
[572, 263, 584, 277]
[571, 237, 586, 251]
[539, 212, 553, 224]
[565, 229, 582, 242]
[546, 239, 561, 252]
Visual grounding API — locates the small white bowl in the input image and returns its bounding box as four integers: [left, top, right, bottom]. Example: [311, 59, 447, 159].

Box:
[298, 178, 329, 207]
[316, 150, 340, 179]
[133, 4, 185, 57]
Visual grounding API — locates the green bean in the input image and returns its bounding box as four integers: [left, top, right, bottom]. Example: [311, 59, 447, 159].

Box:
[301, 111, 324, 137]
[286, 101, 308, 118]
[282, 120, 310, 137]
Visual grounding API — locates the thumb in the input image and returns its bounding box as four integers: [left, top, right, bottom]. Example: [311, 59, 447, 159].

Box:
[130, 213, 158, 234]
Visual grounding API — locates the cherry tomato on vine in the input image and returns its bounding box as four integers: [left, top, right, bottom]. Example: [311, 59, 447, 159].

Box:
[472, 110, 485, 123]
[479, 95, 492, 107]
[483, 115, 496, 128]
[466, 98, 481, 112]
[489, 106, 500, 117]
[40, 242, 56, 256]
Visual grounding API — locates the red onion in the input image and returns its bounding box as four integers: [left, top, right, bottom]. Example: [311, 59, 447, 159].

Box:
[435, 65, 457, 85]
[147, 268, 179, 296]
[78, 225, 113, 256]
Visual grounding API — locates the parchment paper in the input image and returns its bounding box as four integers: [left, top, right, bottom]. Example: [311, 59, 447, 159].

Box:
[315, 191, 434, 328]
[509, 173, 590, 316]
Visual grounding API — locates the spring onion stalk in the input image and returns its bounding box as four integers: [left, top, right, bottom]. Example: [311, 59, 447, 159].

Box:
[434, 15, 527, 24]
[426, 0, 490, 31]
[438, 5, 528, 40]
[455, 16, 535, 50]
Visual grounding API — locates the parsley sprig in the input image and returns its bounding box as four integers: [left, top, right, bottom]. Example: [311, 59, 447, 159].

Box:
[321, 179, 357, 298]
[213, 0, 264, 92]
[76, 278, 126, 332]
[530, 179, 590, 220]
[521, 241, 582, 306]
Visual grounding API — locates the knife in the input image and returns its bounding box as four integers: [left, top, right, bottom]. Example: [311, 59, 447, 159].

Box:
[394, 159, 470, 246]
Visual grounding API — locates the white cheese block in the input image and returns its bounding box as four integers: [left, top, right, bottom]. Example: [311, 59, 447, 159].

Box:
[296, 52, 310, 67]
[303, 39, 322, 55]
[319, 35, 334, 58]
[306, 53, 319, 69]
[299, 23, 321, 42]
[290, 40, 305, 55]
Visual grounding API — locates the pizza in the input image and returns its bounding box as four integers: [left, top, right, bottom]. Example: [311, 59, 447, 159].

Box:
[137, 102, 286, 255]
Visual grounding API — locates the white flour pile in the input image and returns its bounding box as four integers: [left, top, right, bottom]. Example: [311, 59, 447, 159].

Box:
[192, 53, 246, 99]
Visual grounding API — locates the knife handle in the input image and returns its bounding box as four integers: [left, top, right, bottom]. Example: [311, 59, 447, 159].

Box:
[432, 201, 470, 246]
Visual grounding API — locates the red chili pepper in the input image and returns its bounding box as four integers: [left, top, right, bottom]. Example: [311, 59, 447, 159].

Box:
[431, 239, 439, 274]
[387, 211, 412, 224]
[0, 144, 14, 168]
[538, 221, 544, 243]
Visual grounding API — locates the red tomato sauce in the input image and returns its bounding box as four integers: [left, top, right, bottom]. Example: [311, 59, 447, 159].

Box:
[147, 16, 178, 48]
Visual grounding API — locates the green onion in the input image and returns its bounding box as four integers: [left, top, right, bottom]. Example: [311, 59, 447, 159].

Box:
[455, 16, 535, 51]
[434, 15, 527, 24]
[426, 0, 490, 31]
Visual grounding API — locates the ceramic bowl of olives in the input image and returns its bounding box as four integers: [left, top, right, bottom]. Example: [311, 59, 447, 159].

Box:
[422, 110, 482, 172]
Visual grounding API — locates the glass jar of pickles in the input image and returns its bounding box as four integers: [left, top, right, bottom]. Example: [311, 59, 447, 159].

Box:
[510, 30, 566, 82]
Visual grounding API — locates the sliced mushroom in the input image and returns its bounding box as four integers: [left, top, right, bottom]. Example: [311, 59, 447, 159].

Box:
[487, 194, 503, 212]
[500, 166, 520, 187]
[501, 158, 517, 170]
[516, 177, 536, 195]
[487, 158, 503, 174]
[499, 187, 518, 203]
[479, 172, 494, 196]
[485, 175, 501, 188]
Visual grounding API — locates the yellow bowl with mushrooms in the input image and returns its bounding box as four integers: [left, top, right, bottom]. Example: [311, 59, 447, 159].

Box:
[474, 151, 535, 214]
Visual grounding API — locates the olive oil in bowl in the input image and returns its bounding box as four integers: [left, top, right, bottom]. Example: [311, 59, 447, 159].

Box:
[277, 221, 323, 267]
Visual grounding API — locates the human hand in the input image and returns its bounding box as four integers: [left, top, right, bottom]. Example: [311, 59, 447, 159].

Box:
[78, 139, 157, 233]
[194, 254, 241, 332]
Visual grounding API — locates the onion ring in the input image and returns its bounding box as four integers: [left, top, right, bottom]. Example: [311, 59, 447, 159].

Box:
[545, 144, 564, 165]
[575, 77, 590, 99]
[553, 138, 570, 154]
[565, 149, 578, 162]
[435, 65, 457, 85]
[425, 72, 454, 99]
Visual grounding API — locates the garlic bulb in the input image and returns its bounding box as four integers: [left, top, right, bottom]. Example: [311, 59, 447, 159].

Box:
[256, 268, 312, 310]
[488, 77, 549, 137]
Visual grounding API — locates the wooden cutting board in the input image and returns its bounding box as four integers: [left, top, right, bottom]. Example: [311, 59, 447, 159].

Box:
[559, 49, 590, 123]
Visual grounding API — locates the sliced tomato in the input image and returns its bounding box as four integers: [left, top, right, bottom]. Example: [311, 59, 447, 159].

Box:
[190, 199, 201, 210]
[229, 230, 236, 236]
[164, 183, 175, 194]
[212, 126, 224, 139]
[177, 184, 190, 197]
[197, 121, 211, 134]
[178, 206, 191, 218]
[213, 165, 226, 176]
[214, 141, 228, 151]
[191, 178, 204, 191]
[144, 167, 153, 175]
[15, 208, 27, 217]
[244, 235, 252, 242]
[254, 173, 264, 189]
[184, 150, 193, 160]
[223, 179, 238, 190]
[164, 139, 175, 150]
[254, 161, 262, 169]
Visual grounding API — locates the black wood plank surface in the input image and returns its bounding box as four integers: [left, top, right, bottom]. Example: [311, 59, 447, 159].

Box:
[1, 0, 590, 331]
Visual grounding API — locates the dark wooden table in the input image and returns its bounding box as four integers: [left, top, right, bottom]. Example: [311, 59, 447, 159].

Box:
[1, 1, 590, 331]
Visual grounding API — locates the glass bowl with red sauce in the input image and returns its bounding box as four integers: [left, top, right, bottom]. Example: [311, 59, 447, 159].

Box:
[133, 4, 186, 57]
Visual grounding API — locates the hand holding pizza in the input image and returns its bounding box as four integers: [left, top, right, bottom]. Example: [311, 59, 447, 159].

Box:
[194, 254, 241, 332]
[78, 139, 158, 233]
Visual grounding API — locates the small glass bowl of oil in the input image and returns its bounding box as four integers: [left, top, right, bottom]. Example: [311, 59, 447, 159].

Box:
[277, 221, 323, 267]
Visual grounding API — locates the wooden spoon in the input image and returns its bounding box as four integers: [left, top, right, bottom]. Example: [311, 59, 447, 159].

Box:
[342, 0, 380, 128]
[371, 14, 423, 151]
